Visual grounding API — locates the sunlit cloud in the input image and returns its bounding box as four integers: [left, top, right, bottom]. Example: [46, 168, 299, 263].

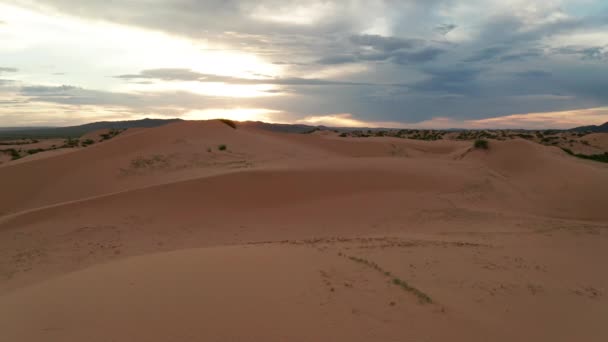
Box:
[182, 108, 283, 122]
[296, 113, 404, 128]
[250, 2, 336, 25]
[467, 107, 608, 129]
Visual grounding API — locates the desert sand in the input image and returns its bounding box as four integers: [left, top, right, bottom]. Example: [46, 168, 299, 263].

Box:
[1, 120, 607, 341]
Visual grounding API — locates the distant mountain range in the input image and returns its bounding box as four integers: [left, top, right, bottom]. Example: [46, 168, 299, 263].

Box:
[2, 118, 607, 140]
[570, 122, 608, 133]
[0, 118, 182, 139]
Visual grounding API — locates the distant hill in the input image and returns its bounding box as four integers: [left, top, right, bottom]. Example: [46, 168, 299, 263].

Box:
[570, 122, 608, 133]
[240, 121, 321, 134]
[0, 118, 182, 140]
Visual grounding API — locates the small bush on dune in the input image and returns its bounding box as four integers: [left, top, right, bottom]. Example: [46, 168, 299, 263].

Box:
[218, 144, 227, 151]
[474, 139, 489, 149]
[1, 148, 22, 160]
[219, 119, 237, 129]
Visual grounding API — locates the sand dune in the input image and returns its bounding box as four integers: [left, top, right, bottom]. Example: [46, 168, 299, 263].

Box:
[1, 120, 607, 341]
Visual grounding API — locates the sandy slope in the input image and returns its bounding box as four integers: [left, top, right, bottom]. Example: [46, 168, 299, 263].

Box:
[1, 120, 607, 341]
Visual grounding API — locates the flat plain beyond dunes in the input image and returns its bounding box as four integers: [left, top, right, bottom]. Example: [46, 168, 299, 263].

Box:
[1, 120, 607, 341]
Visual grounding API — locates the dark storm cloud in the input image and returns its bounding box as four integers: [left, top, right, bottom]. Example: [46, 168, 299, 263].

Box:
[514, 70, 552, 79]
[434, 24, 457, 36]
[498, 49, 543, 62]
[464, 46, 509, 62]
[349, 34, 424, 52]
[553, 46, 608, 60]
[410, 67, 482, 95]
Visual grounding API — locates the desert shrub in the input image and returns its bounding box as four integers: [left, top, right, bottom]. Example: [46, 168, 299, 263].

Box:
[218, 144, 227, 151]
[561, 148, 608, 163]
[27, 148, 45, 155]
[474, 139, 489, 149]
[514, 133, 534, 139]
[339, 132, 348, 137]
[81, 139, 95, 147]
[1, 148, 22, 160]
[11, 152, 21, 160]
[219, 119, 237, 129]
[62, 138, 80, 148]
[100, 129, 124, 141]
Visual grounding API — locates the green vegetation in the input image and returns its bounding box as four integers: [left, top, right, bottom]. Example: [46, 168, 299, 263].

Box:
[474, 139, 489, 149]
[347, 255, 433, 304]
[62, 138, 80, 148]
[0, 139, 38, 145]
[100, 129, 124, 141]
[561, 148, 608, 163]
[81, 139, 95, 147]
[218, 144, 227, 151]
[343, 129, 446, 140]
[26, 148, 45, 155]
[130, 155, 169, 169]
[219, 119, 237, 129]
[0, 148, 22, 160]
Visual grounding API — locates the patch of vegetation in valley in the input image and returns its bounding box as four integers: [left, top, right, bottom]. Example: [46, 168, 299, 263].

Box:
[345, 255, 433, 304]
[561, 148, 608, 163]
[0, 148, 23, 160]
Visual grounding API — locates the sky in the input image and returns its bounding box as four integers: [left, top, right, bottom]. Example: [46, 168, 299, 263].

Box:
[1, 0, 608, 129]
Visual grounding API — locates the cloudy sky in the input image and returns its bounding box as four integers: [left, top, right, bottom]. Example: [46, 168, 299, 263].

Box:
[1, 0, 608, 128]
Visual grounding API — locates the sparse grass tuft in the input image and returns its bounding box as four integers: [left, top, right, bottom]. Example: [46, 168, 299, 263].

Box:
[473, 139, 489, 149]
[219, 119, 237, 129]
[347, 255, 433, 304]
[130, 155, 169, 169]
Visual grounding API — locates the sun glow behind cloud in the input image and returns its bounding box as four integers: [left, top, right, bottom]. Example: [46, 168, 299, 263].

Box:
[251, 2, 336, 25]
[182, 108, 284, 122]
[0, 3, 283, 94]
